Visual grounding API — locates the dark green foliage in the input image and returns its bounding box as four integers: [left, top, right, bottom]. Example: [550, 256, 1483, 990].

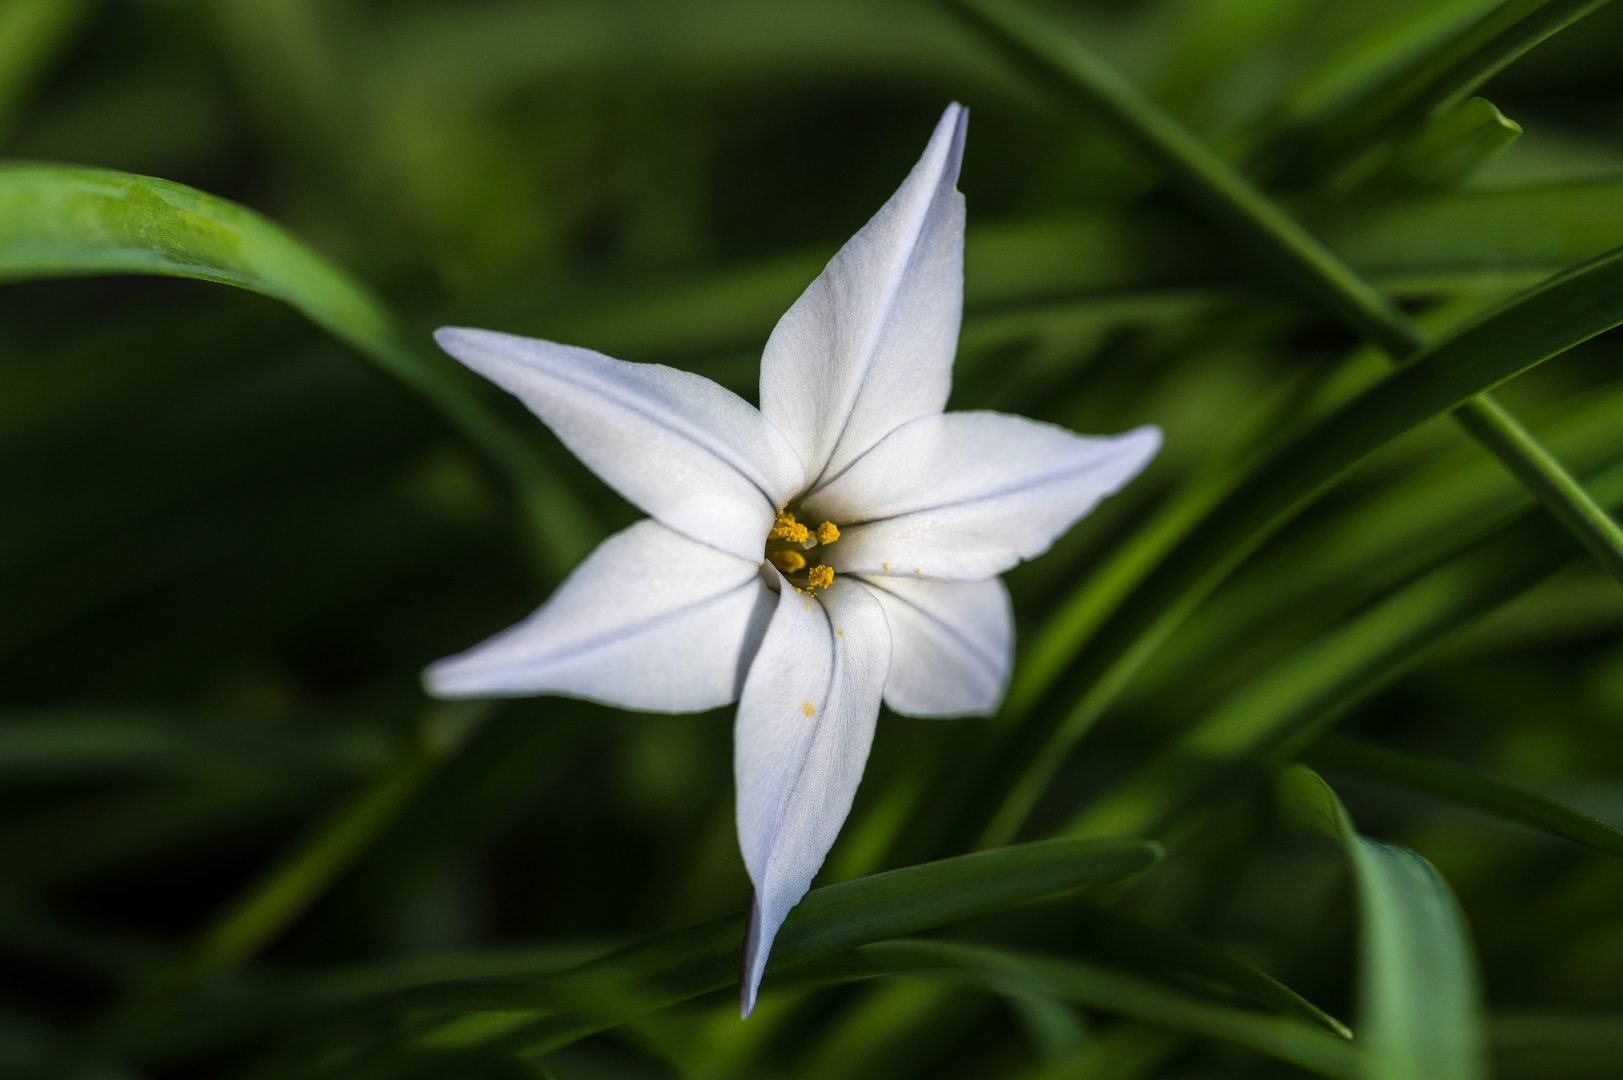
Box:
[4, 1, 1623, 1076]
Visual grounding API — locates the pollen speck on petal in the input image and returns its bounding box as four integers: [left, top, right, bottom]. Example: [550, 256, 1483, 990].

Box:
[801, 701, 816, 717]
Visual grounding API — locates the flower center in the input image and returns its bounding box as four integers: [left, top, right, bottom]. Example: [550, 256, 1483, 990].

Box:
[764, 509, 839, 590]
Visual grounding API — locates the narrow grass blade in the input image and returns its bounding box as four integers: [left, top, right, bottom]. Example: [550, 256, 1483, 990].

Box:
[836, 940, 1361, 1079]
[975, 249, 1623, 848]
[0, 165, 596, 571]
[1068, 457, 1623, 840]
[0, 711, 392, 779]
[111, 837, 1161, 1072]
[1268, 0, 1616, 184]
[1306, 733, 1623, 859]
[946, 0, 1421, 355]
[1279, 766, 1488, 1080]
[948, 0, 1623, 592]
[1364, 96, 1522, 191]
[1057, 907, 1350, 1037]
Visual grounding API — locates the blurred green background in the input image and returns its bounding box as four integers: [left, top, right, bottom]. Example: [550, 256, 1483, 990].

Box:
[6, 0, 1623, 1077]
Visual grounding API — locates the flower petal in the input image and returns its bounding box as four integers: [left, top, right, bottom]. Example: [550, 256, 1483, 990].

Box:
[436, 327, 804, 559]
[855, 575, 1012, 718]
[760, 103, 967, 490]
[734, 573, 890, 1017]
[426, 519, 775, 712]
[804, 412, 1161, 580]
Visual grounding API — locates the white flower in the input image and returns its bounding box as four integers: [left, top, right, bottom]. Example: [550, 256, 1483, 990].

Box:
[424, 104, 1160, 1017]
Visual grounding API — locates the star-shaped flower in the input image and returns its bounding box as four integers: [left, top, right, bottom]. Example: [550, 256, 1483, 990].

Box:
[425, 104, 1160, 1017]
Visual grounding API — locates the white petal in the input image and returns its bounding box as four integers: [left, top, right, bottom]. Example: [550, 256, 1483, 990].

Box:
[426, 519, 775, 712]
[803, 412, 1161, 580]
[735, 574, 890, 1016]
[436, 327, 804, 560]
[855, 575, 1012, 718]
[759, 103, 967, 490]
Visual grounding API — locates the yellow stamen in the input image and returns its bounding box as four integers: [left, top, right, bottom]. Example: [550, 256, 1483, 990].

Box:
[770, 521, 809, 543]
[775, 509, 797, 525]
[769, 550, 806, 574]
[816, 521, 840, 545]
[806, 565, 834, 589]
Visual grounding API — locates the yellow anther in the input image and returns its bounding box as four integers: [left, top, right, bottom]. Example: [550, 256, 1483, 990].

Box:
[770, 521, 809, 542]
[816, 521, 840, 545]
[775, 509, 797, 526]
[806, 565, 834, 589]
[769, 550, 806, 574]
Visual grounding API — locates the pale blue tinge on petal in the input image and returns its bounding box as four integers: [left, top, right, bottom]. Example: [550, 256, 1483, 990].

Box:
[734, 573, 890, 1016]
[805, 412, 1161, 580]
[436, 327, 805, 560]
[761, 103, 967, 491]
[427, 519, 775, 713]
[855, 575, 1012, 718]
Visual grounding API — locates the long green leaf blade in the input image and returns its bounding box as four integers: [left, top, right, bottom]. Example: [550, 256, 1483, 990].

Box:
[1270, 0, 1616, 183]
[1306, 734, 1623, 859]
[1280, 766, 1488, 1080]
[834, 940, 1361, 1079]
[1069, 457, 1623, 840]
[0, 164, 596, 571]
[119, 837, 1161, 1064]
[976, 248, 1623, 848]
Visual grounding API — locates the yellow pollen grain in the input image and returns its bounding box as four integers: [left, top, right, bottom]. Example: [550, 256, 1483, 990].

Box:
[801, 701, 816, 717]
[883, 562, 889, 571]
[770, 521, 809, 543]
[836, 629, 844, 637]
[816, 521, 840, 545]
[769, 550, 806, 574]
[807, 565, 834, 589]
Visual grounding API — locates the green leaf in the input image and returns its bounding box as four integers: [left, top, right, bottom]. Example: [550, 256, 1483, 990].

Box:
[1307, 180, 1623, 288]
[1267, 0, 1616, 183]
[1054, 907, 1350, 1037]
[256, 837, 1161, 1070]
[1364, 96, 1523, 190]
[1278, 766, 1488, 1080]
[0, 711, 393, 779]
[819, 940, 1361, 1079]
[1305, 734, 1623, 859]
[974, 248, 1623, 848]
[1067, 456, 1623, 840]
[0, 165, 596, 572]
[950, 0, 1623, 601]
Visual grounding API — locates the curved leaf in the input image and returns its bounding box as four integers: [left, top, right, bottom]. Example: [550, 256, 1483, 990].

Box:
[1267, 0, 1616, 183]
[824, 940, 1361, 1079]
[0, 164, 596, 571]
[1306, 734, 1623, 859]
[1068, 456, 1623, 840]
[115, 837, 1161, 1065]
[1279, 766, 1488, 1080]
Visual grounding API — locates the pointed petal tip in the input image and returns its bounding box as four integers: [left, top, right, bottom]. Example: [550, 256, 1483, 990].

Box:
[738, 892, 764, 1020]
[932, 102, 969, 186]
